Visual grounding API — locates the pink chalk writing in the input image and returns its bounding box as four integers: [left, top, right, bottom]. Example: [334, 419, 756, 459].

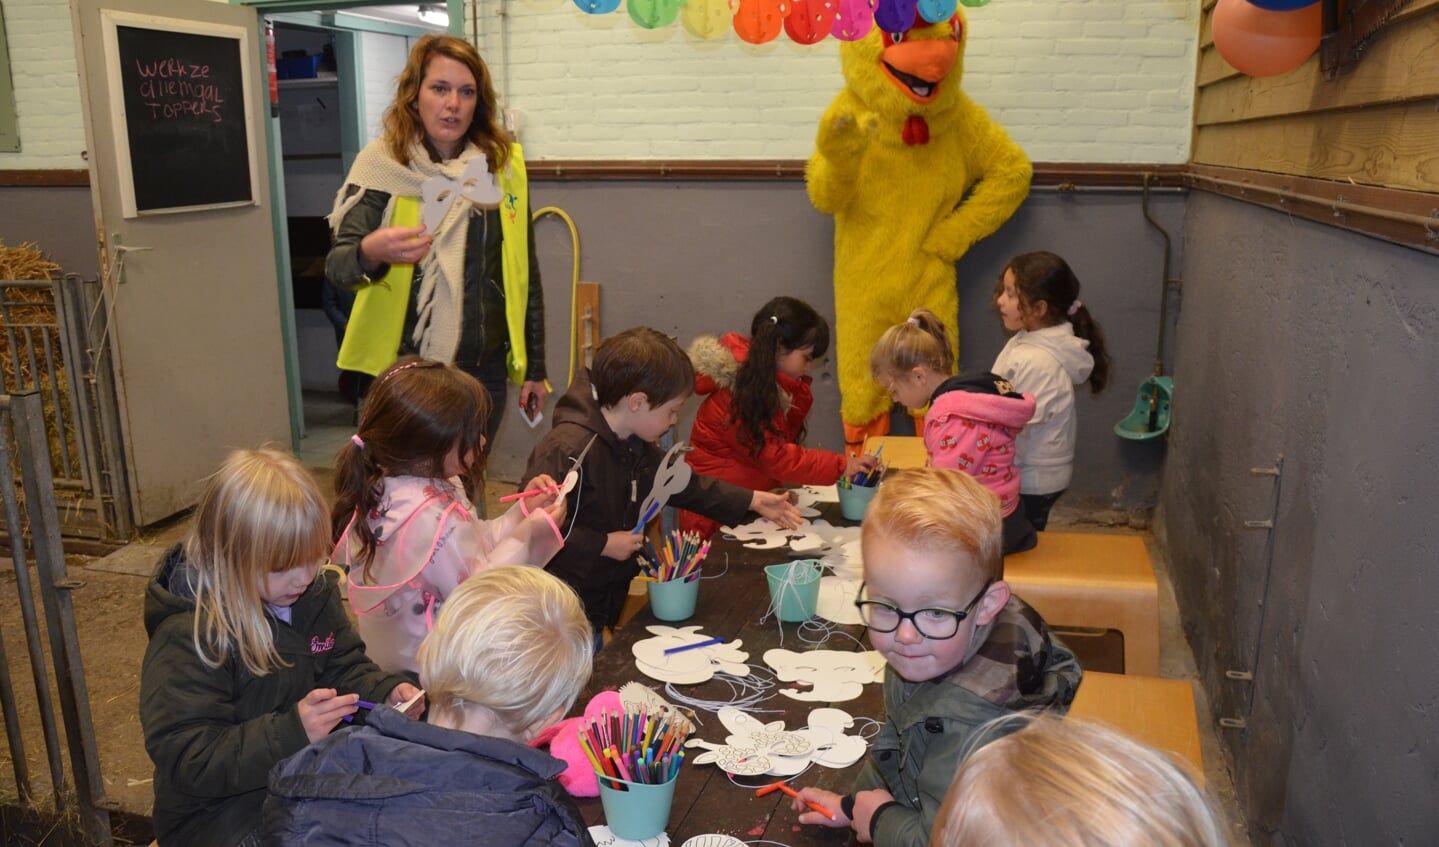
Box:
[133, 57, 225, 123]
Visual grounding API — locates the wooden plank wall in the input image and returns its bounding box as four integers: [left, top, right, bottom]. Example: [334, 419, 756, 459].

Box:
[1194, 0, 1439, 193]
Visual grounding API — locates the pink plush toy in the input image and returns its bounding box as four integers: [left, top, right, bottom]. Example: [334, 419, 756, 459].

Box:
[529, 689, 623, 797]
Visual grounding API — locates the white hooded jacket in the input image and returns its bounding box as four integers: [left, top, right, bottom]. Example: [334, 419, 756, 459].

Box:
[992, 323, 1093, 495]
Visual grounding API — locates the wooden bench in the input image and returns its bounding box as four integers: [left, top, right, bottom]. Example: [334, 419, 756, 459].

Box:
[1005, 531, 1161, 676]
[1069, 670, 1205, 782]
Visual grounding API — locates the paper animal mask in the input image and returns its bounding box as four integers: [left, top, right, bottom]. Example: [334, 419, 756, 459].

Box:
[632, 626, 750, 684]
[764, 648, 886, 701]
[420, 157, 501, 234]
[685, 707, 814, 776]
[685, 707, 868, 776]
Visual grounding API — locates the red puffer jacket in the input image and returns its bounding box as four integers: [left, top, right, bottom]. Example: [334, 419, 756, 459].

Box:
[681, 333, 846, 537]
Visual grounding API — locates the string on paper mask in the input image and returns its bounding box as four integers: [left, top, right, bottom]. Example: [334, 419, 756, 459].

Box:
[663, 665, 783, 718]
[761, 560, 816, 627]
[699, 551, 731, 581]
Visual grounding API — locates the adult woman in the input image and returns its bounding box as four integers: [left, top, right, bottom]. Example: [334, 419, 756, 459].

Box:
[326, 35, 546, 448]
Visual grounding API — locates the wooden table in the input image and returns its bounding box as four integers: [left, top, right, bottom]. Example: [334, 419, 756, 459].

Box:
[860, 435, 927, 470]
[575, 519, 876, 845]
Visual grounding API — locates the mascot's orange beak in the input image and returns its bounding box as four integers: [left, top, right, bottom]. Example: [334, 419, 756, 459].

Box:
[880, 38, 958, 105]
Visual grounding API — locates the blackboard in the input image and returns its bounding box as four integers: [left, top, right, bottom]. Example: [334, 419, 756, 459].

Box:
[107, 19, 255, 215]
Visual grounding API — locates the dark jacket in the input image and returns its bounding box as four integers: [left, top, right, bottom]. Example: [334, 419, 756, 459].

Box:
[853, 596, 1081, 847]
[140, 545, 407, 847]
[522, 368, 754, 628]
[326, 186, 546, 380]
[263, 707, 595, 847]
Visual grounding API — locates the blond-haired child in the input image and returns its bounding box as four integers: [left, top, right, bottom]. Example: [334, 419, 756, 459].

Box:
[933, 713, 1231, 847]
[869, 308, 1037, 554]
[265, 566, 596, 846]
[140, 448, 419, 847]
[792, 467, 1081, 846]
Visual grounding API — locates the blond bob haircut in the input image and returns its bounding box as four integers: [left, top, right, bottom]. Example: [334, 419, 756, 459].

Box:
[935, 713, 1231, 847]
[417, 566, 593, 736]
[185, 447, 330, 677]
[865, 467, 1002, 583]
[868, 307, 955, 385]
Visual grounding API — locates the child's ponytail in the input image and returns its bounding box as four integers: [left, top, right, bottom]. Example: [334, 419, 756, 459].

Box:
[1068, 303, 1111, 394]
[331, 436, 387, 581]
[869, 308, 955, 383]
[732, 297, 830, 457]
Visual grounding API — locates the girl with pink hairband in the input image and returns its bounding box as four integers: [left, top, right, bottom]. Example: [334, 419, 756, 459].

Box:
[331, 356, 566, 676]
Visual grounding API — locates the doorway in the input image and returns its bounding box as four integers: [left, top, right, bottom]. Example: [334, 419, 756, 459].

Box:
[266, 7, 446, 467]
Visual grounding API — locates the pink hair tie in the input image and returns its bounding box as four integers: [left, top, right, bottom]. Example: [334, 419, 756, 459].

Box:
[1067, 300, 1082, 317]
[906, 316, 920, 327]
[350, 434, 365, 449]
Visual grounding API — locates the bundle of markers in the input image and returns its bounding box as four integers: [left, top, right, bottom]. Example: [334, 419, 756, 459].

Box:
[579, 707, 693, 785]
[639, 529, 709, 583]
[840, 444, 886, 489]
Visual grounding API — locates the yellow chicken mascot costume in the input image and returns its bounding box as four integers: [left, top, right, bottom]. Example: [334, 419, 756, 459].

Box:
[807, 10, 1032, 451]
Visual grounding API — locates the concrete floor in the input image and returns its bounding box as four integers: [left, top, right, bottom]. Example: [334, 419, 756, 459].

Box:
[35, 391, 1247, 844]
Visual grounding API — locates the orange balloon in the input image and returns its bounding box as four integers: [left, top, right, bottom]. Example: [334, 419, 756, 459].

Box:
[1211, 0, 1321, 78]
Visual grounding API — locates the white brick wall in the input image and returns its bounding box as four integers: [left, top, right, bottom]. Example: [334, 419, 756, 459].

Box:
[476, 0, 1197, 162]
[2, 0, 86, 169]
[1, 0, 1196, 171]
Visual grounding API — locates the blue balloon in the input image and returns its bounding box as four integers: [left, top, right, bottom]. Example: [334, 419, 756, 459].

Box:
[918, 0, 956, 23]
[573, 0, 621, 14]
[1245, 0, 1319, 10]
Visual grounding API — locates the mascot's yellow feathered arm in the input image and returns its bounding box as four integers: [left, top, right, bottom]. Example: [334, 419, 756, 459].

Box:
[921, 93, 1032, 262]
[806, 90, 877, 216]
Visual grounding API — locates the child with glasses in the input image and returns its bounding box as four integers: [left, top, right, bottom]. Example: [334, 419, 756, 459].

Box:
[789, 467, 1082, 847]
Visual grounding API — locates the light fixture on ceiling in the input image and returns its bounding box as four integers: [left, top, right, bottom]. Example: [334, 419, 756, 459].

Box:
[416, 4, 449, 27]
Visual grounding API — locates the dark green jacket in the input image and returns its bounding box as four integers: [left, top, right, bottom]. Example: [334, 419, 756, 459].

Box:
[853, 596, 1082, 847]
[139, 545, 407, 847]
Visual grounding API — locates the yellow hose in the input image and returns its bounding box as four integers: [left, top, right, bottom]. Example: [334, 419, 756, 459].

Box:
[531, 206, 581, 387]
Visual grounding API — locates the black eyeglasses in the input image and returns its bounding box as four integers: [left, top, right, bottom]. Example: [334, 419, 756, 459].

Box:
[854, 580, 993, 640]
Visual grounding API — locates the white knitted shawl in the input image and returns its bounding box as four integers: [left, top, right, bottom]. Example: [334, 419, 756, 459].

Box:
[328, 137, 487, 364]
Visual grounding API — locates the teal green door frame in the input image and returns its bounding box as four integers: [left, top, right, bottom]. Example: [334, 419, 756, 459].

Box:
[238, 0, 458, 449]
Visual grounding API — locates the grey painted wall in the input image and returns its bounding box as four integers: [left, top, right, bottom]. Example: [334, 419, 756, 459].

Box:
[1158, 192, 1439, 843]
[1, 181, 1179, 514]
[490, 179, 1182, 518]
[0, 186, 99, 279]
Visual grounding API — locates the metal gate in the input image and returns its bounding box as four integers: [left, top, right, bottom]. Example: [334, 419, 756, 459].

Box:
[0, 276, 132, 545]
[0, 390, 113, 844]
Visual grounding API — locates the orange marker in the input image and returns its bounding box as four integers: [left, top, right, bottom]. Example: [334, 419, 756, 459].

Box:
[755, 780, 837, 821]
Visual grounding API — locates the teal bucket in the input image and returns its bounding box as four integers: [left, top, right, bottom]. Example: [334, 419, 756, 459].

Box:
[598, 774, 677, 841]
[647, 574, 700, 621]
[765, 560, 821, 622]
[837, 481, 879, 521]
[1115, 376, 1173, 441]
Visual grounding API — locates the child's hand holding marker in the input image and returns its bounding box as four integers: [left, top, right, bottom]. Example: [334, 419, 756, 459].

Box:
[845, 444, 885, 488]
[299, 688, 360, 741]
[788, 785, 850, 828]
